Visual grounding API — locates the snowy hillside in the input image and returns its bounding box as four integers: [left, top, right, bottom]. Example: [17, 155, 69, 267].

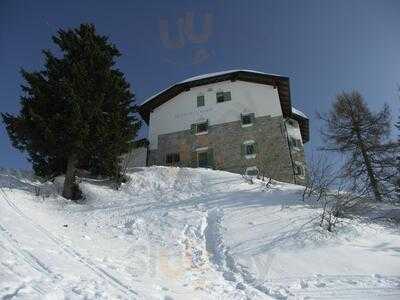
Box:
[1, 167, 399, 299]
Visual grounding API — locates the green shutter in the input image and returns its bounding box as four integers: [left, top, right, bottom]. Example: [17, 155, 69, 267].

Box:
[224, 91, 231, 101]
[207, 149, 214, 169]
[191, 151, 198, 167]
[190, 124, 196, 134]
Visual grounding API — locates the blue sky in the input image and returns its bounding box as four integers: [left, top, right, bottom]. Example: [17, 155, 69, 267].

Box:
[1, 0, 399, 169]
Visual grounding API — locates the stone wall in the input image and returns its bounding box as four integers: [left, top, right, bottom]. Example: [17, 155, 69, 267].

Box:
[148, 115, 306, 184]
[285, 119, 307, 185]
[289, 146, 307, 185]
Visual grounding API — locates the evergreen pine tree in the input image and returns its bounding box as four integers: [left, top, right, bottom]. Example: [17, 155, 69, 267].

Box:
[2, 24, 140, 200]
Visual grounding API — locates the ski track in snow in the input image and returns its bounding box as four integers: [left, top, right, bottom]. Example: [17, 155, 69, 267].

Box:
[0, 222, 58, 296]
[0, 188, 139, 299]
[1, 167, 400, 299]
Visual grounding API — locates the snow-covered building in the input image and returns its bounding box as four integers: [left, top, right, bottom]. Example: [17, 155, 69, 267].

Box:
[138, 70, 309, 184]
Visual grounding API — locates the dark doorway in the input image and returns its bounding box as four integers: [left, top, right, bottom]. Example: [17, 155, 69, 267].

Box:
[198, 151, 208, 168]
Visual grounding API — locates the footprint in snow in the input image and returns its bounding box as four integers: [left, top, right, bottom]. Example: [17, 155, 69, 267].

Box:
[299, 279, 308, 289]
[346, 279, 358, 285]
[314, 282, 326, 288]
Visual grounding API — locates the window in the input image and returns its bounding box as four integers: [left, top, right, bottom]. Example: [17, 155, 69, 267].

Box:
[241, 113, 254, 126]
[216, 91, 231, 103]
[198, 151, 208, 168]
[287, 119, 295, 126]
[196, 122, 208, 133]
[294, 162, 304, 177]
[242, 140, 257, 159]
[216, 92, 224, 103]
[197, 95, 205, 107]
[191, 121, 208, 134]
[290, 137, 302, 148]
[246, 166, 259, 176]
[166, 153, 180, 164]
[245, 144, 255, 155]
[193, 148, 214, 169]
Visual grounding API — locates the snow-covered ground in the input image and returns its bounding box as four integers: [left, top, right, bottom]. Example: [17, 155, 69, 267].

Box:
[0, 167, 399, 299]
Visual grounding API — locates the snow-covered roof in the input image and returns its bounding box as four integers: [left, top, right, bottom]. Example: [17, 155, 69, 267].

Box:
[292, 107, 308, 119]
[142, 69, 285, 105]
[180, 69, 283, 84]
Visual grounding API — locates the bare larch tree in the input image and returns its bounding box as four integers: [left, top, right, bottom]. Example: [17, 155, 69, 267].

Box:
[319, 91, 395, 202]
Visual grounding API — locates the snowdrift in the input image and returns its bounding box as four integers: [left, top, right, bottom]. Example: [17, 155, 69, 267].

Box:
[0, 167, 399, 299]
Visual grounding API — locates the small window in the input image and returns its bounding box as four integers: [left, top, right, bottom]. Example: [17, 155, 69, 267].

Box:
[290, 137, 302, 148]
[198, 151, 208, 168]
[191, 121, 208, 134]
[245, 144, 255, 155]
[287, 119, 295, 126]
[197, 95, 205, 107]
[194, 148, 214, 169]
[294, 162, 304, 176]
[242, 141, 257, 158]
[216, 91, 231, 103]
[246, 167, 259, 176]
[241, 113, 254, 126]
[166, 153, 180, 164]
[196, 122, 208, 133]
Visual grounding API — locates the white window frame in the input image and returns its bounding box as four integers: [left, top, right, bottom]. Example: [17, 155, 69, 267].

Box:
[245, 166, 259, 176]
[243, 139, 255, 145]
[195, 146, 209, 152]
[243, 140, 256, 159]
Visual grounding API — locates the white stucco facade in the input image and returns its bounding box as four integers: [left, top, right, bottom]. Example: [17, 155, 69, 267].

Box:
[148, 80, 283, 150]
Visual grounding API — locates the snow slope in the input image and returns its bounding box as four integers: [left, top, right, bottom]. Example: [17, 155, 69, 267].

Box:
[0, 167, 399, 299]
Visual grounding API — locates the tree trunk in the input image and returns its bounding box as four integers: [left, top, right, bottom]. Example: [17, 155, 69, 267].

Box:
[355, 131, 382, 201]
[62, 154, 79, 200]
